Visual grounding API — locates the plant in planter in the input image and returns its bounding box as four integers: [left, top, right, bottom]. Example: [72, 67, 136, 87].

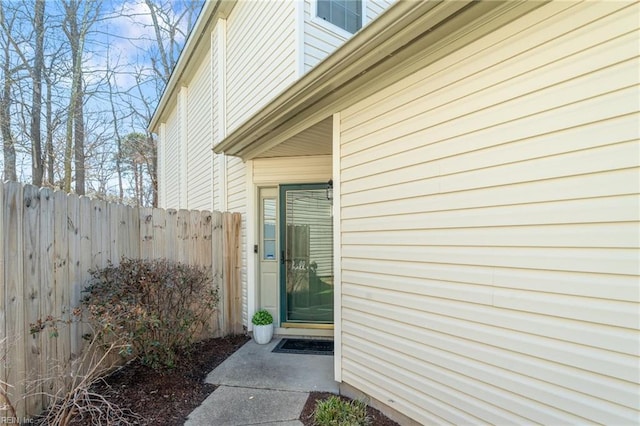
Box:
[252, 309, 274, 344]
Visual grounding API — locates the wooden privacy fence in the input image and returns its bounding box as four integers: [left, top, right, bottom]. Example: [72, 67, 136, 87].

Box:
[0, 181, 242, 419]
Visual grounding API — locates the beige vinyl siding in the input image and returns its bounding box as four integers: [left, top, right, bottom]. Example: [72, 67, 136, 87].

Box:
[226, 0, 296, 132]
[339, 1, 639, 425]
[163, 107, 180, 209]
[303, 0, 346, 72]
[253, 155, 332, 185]
[186, 49, 213, 210]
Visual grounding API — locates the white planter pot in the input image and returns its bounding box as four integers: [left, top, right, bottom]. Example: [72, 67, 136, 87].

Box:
[253, 324, 273, 345]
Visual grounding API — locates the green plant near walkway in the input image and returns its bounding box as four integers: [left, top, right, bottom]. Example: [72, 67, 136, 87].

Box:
[83, 258, 219, 369]
[252, 309, 273, 325]
[313, 395, 371, 426]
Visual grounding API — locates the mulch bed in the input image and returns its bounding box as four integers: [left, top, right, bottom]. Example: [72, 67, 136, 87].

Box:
[59, 334, 397, 425]
[69, 334, 250, 425]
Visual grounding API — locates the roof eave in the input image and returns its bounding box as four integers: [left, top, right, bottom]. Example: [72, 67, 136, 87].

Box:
[215, 0, 545, 160]
[212, 0, 438, 157]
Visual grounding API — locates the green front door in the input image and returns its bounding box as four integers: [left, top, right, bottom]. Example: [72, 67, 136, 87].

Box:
[279, 184, 333, 325]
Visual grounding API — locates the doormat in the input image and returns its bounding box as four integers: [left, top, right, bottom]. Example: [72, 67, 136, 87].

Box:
[272, 338, 334, 355]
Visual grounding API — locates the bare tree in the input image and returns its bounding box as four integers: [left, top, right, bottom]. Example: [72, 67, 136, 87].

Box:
[143, 0, 200, 85]
[0, 2, 17, 181]
[0, 0, 202, 204]
[44, 49, 65, 187]
[61, 0, 101, 195]
[30, 0, 45, 186]
[105, 52, 125, 201]
[121, 0, 202, 206]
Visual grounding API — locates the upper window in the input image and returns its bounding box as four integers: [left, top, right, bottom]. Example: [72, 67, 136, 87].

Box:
[317, 0, 362, 34]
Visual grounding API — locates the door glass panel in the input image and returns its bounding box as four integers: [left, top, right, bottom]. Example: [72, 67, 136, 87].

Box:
[282, 187, 333, 323]
[263, 198, 276, 260]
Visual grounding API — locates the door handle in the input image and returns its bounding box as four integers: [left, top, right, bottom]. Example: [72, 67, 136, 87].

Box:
[281, 251, 293, 265]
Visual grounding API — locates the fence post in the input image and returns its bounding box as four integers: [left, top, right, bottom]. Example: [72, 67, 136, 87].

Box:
[223, 212, 243, 335]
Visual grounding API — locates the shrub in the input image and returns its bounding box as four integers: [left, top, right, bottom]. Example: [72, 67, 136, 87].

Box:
[29, 312, 141, 425]
[313, 395, 370, 426]
[252, 309, 273, 326]
[82, 258, 219, 369]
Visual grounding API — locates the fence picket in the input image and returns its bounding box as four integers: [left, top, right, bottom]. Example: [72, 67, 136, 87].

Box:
[0, 183, 241, 420]
[4, 182, 25, 418]
[177, 209, 190, 264]
[152, 208, 166, 259]
[53, 190, 71, 395]
[211, 212, 223, 336]
[139, 207, 153, 260]
[22, 185, 43, 416]
[0, 182, 4, 405]
[165, 209, 177, 261]
[38, 188, 55, 408]
[224, 213, 243, 335]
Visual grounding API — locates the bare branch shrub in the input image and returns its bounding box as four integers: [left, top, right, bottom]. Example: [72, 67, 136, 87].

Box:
[29, 313, 142, 425]
[83, 258, 219, 369]
[0, 338, 17, 420]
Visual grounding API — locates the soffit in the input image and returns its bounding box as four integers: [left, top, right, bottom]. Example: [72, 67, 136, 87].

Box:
[255, 116, 333, 158]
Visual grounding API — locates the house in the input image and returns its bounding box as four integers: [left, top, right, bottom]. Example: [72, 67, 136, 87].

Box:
[150, 1, 640, 424]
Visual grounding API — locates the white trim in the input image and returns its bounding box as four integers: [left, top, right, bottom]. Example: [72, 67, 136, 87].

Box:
[179, 86, 189, 208]
[216, 18, 227, 144]
[332, 112, 342, 382]
[216, 18, 228, 211]
[246, 160, 256, 331]
[209, 31, 220, 211]
[362, 0, 369, 26]
[219, 155, 227, 211]
[310, 0, 361, 39]
[158, 122, 167, 207]
[295, 0, 305, 77]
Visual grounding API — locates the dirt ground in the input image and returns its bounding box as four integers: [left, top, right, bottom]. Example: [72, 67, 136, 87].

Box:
[61, 334, 397, 425]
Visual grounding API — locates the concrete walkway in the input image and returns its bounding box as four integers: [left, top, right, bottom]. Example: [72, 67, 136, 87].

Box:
[185, 338, 339, 426]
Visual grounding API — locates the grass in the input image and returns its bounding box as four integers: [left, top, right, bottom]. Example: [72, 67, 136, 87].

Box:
[313, 395, 370, 426]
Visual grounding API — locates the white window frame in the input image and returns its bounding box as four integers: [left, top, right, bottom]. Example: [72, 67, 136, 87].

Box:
[311, 0, 367, 39]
